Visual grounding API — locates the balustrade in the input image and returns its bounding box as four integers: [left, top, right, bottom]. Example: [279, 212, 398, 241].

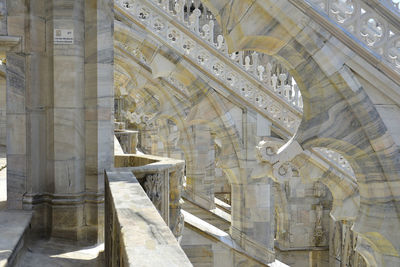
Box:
[306, 0, 400, 74]
[116, 0, 303, 134]
[381, 0, 400, 14]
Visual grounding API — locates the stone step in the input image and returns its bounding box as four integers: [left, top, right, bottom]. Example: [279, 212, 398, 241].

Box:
[0, 210, 32, 267]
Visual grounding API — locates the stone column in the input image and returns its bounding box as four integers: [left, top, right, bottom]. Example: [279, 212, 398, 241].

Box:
[84, 0, 114, 242]
[229, 110, 275, 264]
[0, 76, 6, 146]
[6, 0, 27, 210]
[5, 0, 113, 242]
[48, 0, 86, 240]
[230, 179, 275, 264]
[185, 124, 215, 210]
[24, 0, 50, 237]
[6, 52, 26, 210]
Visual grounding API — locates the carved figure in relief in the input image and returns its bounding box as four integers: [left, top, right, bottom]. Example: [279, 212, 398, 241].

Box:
[313, 204, 325, 246]
[144, 173, 163, 207]
[172, 211, 185, 241]
[314, 182, 326, 198]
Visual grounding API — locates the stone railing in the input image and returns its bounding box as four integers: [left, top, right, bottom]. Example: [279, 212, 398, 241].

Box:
[114, 153, 186, 239]
[105, 170, 192, 267]
[116, 0, 302, 134]
[115, 0, 356, 179]
[380, 0, 400, 14]
[304, 0, 400, 75]
[119, 0, 303, 109]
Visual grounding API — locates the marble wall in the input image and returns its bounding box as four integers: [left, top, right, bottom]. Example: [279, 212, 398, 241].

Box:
[0, 76, 5, 146]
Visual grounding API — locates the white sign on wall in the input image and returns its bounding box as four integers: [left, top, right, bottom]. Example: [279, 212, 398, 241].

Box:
[54, 29, 74, 44]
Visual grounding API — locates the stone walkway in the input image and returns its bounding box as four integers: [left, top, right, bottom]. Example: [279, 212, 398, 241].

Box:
[0, 145, 104, 267]
[17, 239, 104, 267]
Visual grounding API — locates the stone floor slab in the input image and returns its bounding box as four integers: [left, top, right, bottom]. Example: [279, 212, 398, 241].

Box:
[0, 210, 32, 267]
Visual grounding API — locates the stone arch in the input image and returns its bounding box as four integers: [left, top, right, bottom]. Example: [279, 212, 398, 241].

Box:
[113, 53, 196, 160]
[114, 17, 247, 171]
[201, 0, 400, 264]
[184, 90, 244, 186]
[114, 21, 245, 187]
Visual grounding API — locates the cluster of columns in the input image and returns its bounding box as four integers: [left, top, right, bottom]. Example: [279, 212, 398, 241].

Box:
[6, 0, 114, 242]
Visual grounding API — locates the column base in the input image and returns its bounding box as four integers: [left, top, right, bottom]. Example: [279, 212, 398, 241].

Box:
[22, 192, 104, 243]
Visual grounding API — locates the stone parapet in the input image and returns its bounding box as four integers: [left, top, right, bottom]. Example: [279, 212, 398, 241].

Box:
[114, 153, 185, 239]
[105, 170, 192, 267]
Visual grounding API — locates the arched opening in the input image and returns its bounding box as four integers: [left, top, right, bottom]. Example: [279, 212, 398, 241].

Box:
[194, 0, 400, 263]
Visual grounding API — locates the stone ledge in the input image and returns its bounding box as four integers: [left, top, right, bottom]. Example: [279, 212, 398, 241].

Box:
[0, 210, 32, 267]
[105, 170, 192, 267]
[0, 36, 21, 53]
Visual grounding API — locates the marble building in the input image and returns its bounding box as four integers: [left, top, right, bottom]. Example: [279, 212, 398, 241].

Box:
[0, 0, 400, 266]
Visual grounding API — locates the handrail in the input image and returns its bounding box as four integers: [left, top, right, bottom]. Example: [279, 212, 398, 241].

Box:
[300, 0, 400, 77]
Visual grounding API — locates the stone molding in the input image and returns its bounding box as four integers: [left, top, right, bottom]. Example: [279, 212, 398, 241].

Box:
[22, 192, 104, 207]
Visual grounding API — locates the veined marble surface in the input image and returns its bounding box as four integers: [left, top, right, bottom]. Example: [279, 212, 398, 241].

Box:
[0, 145, 6, 210]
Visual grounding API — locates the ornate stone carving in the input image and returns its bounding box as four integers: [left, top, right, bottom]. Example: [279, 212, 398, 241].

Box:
[256, 139, 283, 164]
[330, 221, 367, 266]
[305, 0, 400, 73]
[314, 182, 326, 198]
[254, 138, 302, 183]
[272, 161, 293, 183]
[313, 147, 355, 178]
[172, 210, 185, 242]
[144, 173, 163, 207]
[116, 0, 358, 181]
[313, 204, 325, 246]
[115, 0, 303, 134]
